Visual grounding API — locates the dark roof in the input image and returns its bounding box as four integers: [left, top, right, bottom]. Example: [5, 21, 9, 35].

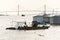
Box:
[33, 15, 43, 17]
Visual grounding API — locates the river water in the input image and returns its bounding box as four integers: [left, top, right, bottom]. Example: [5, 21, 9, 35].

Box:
[0, 16, 60, 40]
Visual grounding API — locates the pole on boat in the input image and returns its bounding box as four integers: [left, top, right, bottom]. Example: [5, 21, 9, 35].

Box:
[18, 4, 19, 16]
[44, 4, 46, 14]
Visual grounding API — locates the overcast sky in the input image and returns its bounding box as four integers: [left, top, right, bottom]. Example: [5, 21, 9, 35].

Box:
[0, 0, 60, 15]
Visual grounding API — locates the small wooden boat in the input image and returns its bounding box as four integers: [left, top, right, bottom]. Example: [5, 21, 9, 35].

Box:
[6, 27, 16, 30]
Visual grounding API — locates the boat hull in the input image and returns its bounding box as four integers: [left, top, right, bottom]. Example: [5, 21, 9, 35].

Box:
[6, 26, 49, 30]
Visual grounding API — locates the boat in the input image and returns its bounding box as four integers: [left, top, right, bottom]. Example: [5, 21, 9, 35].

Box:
[6, 26, 49, 30]
[6, 21, 50, 30]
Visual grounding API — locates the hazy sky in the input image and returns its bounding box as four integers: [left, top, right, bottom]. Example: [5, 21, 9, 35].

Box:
[0, 0, 60, 15]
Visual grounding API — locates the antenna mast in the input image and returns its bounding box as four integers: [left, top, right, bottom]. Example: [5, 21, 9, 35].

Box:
[52, 9, 54, 16]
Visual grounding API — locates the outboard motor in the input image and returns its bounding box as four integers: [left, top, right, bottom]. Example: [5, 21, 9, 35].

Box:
[17, 26, 21, 30]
